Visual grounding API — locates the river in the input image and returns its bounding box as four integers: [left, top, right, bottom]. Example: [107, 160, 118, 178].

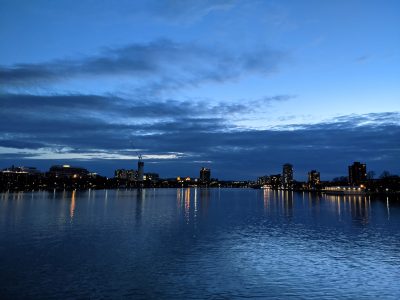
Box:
[0, 188, 399, 299]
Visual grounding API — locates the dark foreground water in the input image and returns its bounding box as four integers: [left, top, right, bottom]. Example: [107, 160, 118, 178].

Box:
[0, 189, 399, 299]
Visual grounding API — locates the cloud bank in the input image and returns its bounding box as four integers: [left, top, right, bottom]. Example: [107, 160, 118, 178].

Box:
[0, 92, 399, 179]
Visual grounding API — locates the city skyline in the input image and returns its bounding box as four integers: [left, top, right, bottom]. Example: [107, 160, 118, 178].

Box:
[1, 0, 399, 180]
[1, 159, 395, 183]
[2, 159, 399, 193]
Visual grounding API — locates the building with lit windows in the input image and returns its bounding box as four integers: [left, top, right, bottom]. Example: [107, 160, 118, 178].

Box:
[49, 165, 89, 178]
[307, 170, 320, 189]
[270, 174, 282, 189]
[200, 167, 211, 183]
[348, 161, 367, 185]
[282, 163, 294, 189]
[115, 169, 136, 181]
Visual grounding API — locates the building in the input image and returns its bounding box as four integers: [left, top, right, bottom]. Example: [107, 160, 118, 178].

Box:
[269, 174, 282, 189]
[200, 167, 211, 183]
[144, 173, 159, 182]
[115, 169, 128, 180]
[115, 169, 136, 181]
[282, 163, 294, 189]
[257, 175, 268, 185]
[137, 160, 144, 182]
[2, 166, 40, 175]
[0, 166, 42, 190]
[348, 161, 367, 185]
[48, 165, 88, 178]
[308, 170, 320, 189]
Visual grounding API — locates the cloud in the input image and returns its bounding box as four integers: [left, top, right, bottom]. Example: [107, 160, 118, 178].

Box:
[0, 39, 288, 94]
[0, 92, 399, 179]
[0, 92, 293, 127]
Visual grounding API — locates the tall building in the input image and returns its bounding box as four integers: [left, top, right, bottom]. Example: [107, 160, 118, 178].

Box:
[348, 162, 366, 185]
[282, 163, 294, 189]
[200, 167, 211, 183]
[308, 170, 320, 189]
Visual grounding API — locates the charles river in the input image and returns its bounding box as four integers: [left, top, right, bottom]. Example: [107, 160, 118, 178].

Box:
[0, 188, 399, 299]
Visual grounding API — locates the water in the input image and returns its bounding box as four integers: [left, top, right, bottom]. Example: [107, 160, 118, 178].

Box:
[0, 189, 399, 299]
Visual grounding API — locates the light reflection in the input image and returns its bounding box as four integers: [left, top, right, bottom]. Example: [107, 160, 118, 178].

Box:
[177, 188, 182, 210]
[194, 188, 198, 220]
[342, 195, 370, 225]
[185, 188, 191, 223]
[386, 197, 390, 220]
[263, 188, 270, 213]
[284, 190, 293, 218]
[199, 188, 210, 216]
[70, 190, 76, 220]
[136, 189, 145, 224]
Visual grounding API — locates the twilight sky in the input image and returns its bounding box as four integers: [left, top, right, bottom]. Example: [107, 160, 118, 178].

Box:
[1, 0, 399, 180]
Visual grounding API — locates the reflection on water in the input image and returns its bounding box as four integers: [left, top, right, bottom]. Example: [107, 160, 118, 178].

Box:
[184, 188, 190, 223]
[70, 190, 76, 220]
[0, 189, 399, 299]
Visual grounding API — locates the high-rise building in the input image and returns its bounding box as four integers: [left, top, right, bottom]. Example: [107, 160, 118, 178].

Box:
[348, 162, 367, 185]
[282, 163, 294, 189]
[200, 167, 211, 183]
[308, 170, 320, 189]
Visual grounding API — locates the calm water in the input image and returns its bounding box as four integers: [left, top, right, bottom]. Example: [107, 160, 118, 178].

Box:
[0, 189, 399, 299]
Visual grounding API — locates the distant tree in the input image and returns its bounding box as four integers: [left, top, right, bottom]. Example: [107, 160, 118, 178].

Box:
[380, 171, 391, 179]
[367, 171, 375, 180]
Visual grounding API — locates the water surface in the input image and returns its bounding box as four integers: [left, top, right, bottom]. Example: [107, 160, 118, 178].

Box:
[0, 189, 399, 299]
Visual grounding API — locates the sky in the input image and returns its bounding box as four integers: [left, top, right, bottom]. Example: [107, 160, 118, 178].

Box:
[0, 0, 399, 180]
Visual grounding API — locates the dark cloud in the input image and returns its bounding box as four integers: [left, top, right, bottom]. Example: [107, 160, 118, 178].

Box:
[0, 92, 399, 179]
[0, 39, 287, 94]
[0, 93, 292, 126]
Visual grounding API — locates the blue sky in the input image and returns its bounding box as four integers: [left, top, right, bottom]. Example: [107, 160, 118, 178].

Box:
[0, 0, 399, 180]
